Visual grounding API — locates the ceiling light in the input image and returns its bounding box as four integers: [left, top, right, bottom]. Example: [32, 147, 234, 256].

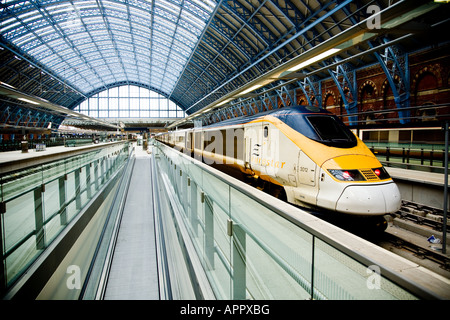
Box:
[216, 99, 232, 107]
[238, 84, 263, 96]
[18, 97, 40, 105]
[287, 48, 341, 72]
[0, 81, 16, 89]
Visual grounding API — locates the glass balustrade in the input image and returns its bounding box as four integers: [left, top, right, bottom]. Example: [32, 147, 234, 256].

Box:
[0, 142, 130, 291]
[153, 141, 418, 300]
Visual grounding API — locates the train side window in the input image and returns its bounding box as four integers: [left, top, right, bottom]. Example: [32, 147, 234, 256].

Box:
[264, 126, 268, 138]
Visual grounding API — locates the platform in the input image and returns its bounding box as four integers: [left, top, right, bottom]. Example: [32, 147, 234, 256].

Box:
[0, 141, 125, 174]
[386, 167, 446, 187]
[386, 166, 449, 210]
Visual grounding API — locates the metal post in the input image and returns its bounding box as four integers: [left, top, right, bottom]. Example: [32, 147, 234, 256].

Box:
[231, 223, 246, 300]
[311, 236, 315, 300]
[101, 158, 105, 184]
[443, 121, 448, 254]
[106, 155, 110, 179]
[94, 160, 99, 191]
[0, 204, 5, 294]
[204, 193, 214, 270]
[180, 169, 184, 205]
[190, 179, 198, 237]
[34, 185, 45, 250]
[75, 168, 81, 210]
[59, 176, 67, 225]
[86, 163, 92, 199]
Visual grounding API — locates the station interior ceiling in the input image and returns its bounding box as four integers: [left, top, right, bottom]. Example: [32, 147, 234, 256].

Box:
[0, 0, 449, 134]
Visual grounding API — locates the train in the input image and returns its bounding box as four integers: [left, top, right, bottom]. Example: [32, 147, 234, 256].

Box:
[155, 105, 402, 228]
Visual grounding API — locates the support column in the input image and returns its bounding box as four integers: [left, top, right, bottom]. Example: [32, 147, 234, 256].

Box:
[296, 76, 322, 108]
[328, 62, 358, 125]
[372, 40, 410, 124]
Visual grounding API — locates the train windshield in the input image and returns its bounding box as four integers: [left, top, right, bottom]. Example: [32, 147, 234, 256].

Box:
[272, 108, 357, 147]
[306, 115, 357, 148]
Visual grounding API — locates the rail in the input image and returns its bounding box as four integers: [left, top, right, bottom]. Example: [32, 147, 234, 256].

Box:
[153, 140, 449, 299]
[0, 141, 131, 295]
[64, 139, 93, 147]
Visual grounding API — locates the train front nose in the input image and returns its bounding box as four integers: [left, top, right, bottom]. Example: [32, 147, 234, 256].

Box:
[335, 182, 402, 215]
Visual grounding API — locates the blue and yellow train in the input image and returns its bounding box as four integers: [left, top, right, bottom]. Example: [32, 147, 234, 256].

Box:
[156, 105, 401, 224]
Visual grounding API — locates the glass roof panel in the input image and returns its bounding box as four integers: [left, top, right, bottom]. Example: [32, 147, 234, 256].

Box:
[0, 0, 217, 97]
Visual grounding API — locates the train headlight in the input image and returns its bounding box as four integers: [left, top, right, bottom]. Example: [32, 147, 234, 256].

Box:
[328, 169, 365, 181]
[372, 167, 390, 179]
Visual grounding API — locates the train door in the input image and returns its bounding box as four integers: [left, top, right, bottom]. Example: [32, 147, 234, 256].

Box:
[186, 131, 193, 155]
[298, 152, 317, 186]
[244, 123, 263, 172]
[194, 131, 202, 161]
[297, 151, 318, 205]
[261, 123, 273, 176]
[244, 136, 252, 170]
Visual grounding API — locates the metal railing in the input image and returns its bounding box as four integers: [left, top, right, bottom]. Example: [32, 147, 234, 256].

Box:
[0, 142, 131, 294]
[153, 140, 448, 300]
[366, 142, 448, 173]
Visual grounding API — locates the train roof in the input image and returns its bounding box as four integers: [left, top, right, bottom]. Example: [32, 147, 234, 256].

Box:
[202, 104, 357, 148]
[203, 105, 331, 129]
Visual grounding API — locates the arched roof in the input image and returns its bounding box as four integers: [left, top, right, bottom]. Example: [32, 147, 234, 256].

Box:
[1, 0, 216, 102]
[1, 0, 449, 122]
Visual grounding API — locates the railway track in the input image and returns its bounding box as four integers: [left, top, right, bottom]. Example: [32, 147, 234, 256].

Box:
[379, 231, 450, 271]
[396, 200, 448, 232]
[374, 200, 450, 279]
